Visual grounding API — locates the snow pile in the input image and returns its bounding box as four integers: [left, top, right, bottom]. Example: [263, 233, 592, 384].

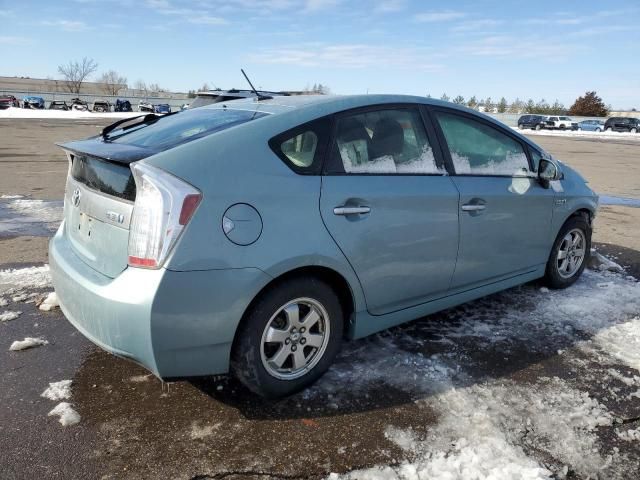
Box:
[9, 337, 48, 351]
[0, 106, 141, 120]
[588, 250, 625, 273]
[48, 402, 81, 426]
[0, 194, 24, 199]
[41, 380, 72, 401]
[0, 310, 21, 322]
[39, 291, 60, 311]
[0, 265, 51, 295]
[517, 128, 640, 142]
[0, 297, 7, 307]
[11, 293, 28, 302]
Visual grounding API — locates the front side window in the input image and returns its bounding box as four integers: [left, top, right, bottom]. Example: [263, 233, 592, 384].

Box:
[435, 111, 530, 176]
[331, 108, 443, 174]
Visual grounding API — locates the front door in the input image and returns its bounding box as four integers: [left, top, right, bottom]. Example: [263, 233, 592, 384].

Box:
[320, 106, 460, 315]
[430, 108, 556, 290]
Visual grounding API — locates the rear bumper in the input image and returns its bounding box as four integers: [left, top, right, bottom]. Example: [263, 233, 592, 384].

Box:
[49, 223, 272, 378]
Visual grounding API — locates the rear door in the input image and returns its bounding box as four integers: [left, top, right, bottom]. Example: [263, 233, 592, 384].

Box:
[429, 107, 555, 290]
[320, 105, 460, 315]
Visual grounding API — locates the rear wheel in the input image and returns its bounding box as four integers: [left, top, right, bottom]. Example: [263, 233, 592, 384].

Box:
[535, 124, 542, 131]
[231, 277, 343, 398]
[595, 127, 601, 132]
[631, 128, 638, 134]
[518, 124, 524, 130]
[544, 216, 591, 289]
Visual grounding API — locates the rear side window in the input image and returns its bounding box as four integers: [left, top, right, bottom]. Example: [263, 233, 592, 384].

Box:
[111, 108, 267, 151]
[435, 111, 530, 176]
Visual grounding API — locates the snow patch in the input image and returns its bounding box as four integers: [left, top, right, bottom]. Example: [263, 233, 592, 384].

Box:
[48, 402, 81, 426]
[0, 194, 24, 199]
[0, 106, 142, 120]
[0, 310, 21, 322]
[0, 265, 51, 295]
[39, 291, 59, 311]
[616, 428, 640, 442]
[190, 421, 221, 440]
[9, 337, 48, 351]
[0, 297, 7, 307]
[41, 380, 72, 401]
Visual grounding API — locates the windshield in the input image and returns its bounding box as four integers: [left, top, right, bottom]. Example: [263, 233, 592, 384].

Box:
[110, 108, 268, 150]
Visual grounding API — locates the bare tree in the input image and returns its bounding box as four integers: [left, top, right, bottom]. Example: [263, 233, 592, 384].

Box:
[133, 80, 148, 97]
[99, 70, 127, 96]
[57, 57, 98, 94]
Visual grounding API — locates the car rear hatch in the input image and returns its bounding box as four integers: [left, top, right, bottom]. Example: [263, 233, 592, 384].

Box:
[59, 140, 152, 278]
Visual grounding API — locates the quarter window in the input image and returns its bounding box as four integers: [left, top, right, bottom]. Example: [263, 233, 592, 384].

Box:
[281, 131, 318, 168]
[435, 111, 530, 176]
[331, 108, 443, 174]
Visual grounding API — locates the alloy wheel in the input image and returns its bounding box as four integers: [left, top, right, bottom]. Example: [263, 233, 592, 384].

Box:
[556, 228, 586, 279]
[260, 297, 330, 380]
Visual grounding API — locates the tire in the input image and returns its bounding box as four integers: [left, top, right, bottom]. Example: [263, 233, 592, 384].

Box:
[544, 216, 591, 289]
[631, 128, 638, 134]
[535, 124, 542, 131]
[231, 276, 344, 398]
[595, 128, 601, 132]
[559, 124, 566, 130]
[518, 124, 524, 130]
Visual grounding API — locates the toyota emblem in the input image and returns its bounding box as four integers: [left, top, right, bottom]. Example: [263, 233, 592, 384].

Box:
[72, 188, 81, 207]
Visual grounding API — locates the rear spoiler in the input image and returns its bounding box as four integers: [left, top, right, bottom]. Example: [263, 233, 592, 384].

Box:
[56, 139, 155, 165]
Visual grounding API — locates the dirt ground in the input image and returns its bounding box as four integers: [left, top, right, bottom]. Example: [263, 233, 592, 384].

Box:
[1, 119, 639, 480]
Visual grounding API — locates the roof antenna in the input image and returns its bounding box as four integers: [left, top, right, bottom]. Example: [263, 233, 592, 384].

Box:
[241, 69, 272, 101]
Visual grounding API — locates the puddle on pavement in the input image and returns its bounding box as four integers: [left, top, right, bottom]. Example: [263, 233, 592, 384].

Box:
[600, 195, 640, 208]
[0, 197, 63, 237]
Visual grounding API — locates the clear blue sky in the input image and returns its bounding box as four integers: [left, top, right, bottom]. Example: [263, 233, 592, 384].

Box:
[1, 0, 638, 108]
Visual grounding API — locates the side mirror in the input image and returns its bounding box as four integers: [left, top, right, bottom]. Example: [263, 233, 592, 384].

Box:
[538, 159, 559, 188]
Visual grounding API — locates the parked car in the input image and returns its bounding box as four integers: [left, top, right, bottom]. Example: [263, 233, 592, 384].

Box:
[49, 101, 70, 111]
[22, 96, 45, 109]
[70, 98, 89, 111]
[546, 116, 578, 130]
[604, 117, 640, 133]
[138, 101, 154, 113]
[50, 95, 598, 398]
[577, 120, 605, 132]
[189, 88, 289, 109]
[115, 99, 132, 112]
[0, 95, 20, 109]
[517, 114, 548, 130]
[154, 103, 171, 114]
[93, 100, 112, 113]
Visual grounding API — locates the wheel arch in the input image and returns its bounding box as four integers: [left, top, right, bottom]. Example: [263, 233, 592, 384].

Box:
[232, 265, 358, 356]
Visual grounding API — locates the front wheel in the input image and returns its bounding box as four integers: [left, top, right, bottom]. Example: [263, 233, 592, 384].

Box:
[518, 124, 524, 130]
[535, 124, 542, 131]
[631, 128, 638, 134]
[231, 277, 343, 398]
[544, 216, 591, 289]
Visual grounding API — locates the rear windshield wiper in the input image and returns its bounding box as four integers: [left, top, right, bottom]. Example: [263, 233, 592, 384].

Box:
[101, 111, 180, 140]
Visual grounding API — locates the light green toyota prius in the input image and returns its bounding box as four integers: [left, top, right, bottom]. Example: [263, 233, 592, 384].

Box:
[49, 94, 598, 397]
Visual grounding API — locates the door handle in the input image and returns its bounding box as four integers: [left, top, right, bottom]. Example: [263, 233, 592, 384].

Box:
[461, 204, 486, 212]
[333, 206, 371, 216]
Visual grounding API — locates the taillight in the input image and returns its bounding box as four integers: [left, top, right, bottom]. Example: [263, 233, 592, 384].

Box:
[127, 162, 201, 269]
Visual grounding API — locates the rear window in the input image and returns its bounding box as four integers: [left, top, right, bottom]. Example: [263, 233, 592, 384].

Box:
[71, 155, 136, 201]
[110, 108, 267, 150]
